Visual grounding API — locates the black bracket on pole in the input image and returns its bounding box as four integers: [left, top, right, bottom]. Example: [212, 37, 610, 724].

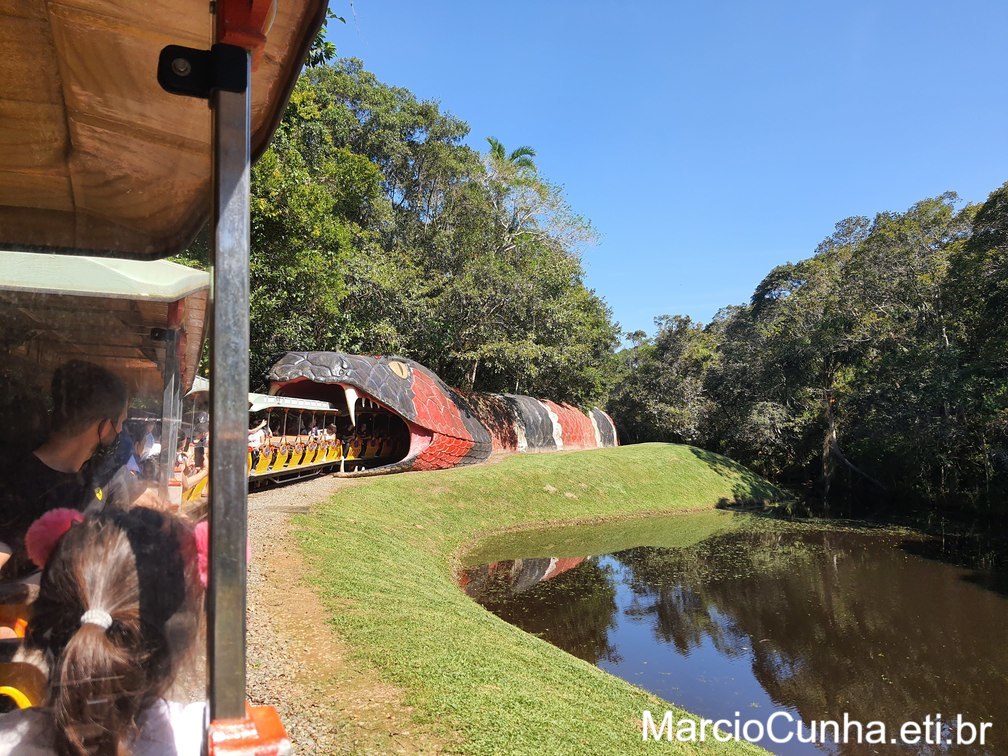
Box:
[157, 43, 248, 99]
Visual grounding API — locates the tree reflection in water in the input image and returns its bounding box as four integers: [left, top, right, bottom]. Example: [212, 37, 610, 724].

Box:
[464, 523, 1008, 755]
[615, 527, 1008, 754]
[462, 556, 620, 665]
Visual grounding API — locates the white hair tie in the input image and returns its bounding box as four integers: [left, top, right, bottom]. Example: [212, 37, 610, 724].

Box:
[80, 609, 113, 630]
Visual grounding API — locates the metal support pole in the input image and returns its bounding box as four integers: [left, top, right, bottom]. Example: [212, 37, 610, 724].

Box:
[158, 327, 181, 502]
[207, 47, 251, 721]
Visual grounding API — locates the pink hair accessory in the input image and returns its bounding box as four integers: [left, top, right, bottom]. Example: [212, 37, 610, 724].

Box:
[193, 520, 251, 588]
[25, 508, 84, 569]
[194, 520, 209, 587]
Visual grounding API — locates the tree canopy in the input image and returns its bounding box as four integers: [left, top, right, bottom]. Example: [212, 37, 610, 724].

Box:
[175, 46, 1008, 523]
[177, 56, 620, 407]
[609, 188, 1008, 520]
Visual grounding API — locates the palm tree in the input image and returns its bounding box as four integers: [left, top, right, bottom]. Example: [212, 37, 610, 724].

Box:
[481, 136, 549, 268]
[486, 136, 537, 177]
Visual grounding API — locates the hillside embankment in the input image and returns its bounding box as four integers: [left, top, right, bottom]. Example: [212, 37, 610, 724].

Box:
[248, 444, 786, 753]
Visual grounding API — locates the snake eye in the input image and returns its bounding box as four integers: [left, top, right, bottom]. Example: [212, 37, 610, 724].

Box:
[388, 360, 409, 380]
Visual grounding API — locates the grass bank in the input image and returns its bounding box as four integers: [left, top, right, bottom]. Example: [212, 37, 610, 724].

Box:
[295, 443, 786, 754]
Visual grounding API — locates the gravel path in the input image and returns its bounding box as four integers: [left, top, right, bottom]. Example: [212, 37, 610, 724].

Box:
[245, 475, 452, 754]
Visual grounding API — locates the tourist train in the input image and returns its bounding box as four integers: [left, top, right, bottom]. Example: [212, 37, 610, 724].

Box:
[215, 351, 619, 486]
[0, 0, 327, 745]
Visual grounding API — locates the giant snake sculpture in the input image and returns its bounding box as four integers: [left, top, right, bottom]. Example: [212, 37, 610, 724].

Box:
[268, 351, 618, 475]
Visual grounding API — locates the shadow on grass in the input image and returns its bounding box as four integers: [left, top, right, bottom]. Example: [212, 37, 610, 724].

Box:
[686, 445, 792, 509]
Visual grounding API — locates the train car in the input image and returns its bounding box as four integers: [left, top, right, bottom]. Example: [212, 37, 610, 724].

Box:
[184, 349, 619, 487]
[266, 351, 619, 476]
[0, 252, 211, 493]
[184, 386, 351, 484]
[0, 0, 325, 751]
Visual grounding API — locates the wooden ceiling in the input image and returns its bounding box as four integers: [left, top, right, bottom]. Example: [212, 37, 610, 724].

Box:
[0, 0, 324, 258]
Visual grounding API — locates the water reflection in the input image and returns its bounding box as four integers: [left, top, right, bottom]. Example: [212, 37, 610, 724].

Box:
[462, 524, 1008, 755]
[464, 556, 620, 665]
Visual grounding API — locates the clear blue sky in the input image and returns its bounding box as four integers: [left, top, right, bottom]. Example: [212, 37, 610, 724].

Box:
[328, 1, 1008, 338]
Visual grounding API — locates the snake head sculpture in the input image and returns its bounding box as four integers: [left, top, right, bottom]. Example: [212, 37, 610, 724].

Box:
[268, 351, 492, 474]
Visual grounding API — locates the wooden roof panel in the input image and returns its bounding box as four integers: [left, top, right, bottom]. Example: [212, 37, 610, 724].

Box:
[0, 16, 62, 104]
[0, 0, 326, 258]
[0, 0, 47, 21]
[0, 101, 68, 170]
[69, 120, 208, 239]
[57, 0, 210, 43]
[0, 171, 73, 212]
[50, 4, 211, 146]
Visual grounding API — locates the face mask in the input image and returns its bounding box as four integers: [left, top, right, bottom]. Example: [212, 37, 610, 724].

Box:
[92, 420, 122, 464]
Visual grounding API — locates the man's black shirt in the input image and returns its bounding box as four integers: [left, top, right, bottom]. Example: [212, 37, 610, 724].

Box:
[0, 452, 126, 578]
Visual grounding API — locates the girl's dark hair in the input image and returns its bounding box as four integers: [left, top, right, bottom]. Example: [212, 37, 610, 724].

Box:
[26, 507, 202, 756]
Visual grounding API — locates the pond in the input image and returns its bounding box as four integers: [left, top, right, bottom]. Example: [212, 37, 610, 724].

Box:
[461, 515, 1008, 754]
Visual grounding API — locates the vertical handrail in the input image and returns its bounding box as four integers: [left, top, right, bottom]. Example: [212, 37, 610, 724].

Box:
[158, 327, 181, 502]
[207, 45, 251, 721]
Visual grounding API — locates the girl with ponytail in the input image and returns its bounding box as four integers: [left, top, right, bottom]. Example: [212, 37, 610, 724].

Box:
[0, 507, 205, 755]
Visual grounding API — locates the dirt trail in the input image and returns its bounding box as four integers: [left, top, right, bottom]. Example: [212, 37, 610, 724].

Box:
[246, 476, 453, 753]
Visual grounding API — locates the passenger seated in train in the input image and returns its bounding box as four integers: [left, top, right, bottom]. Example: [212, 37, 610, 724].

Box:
[172, 437, 209, 510]
[0, 361, 132, 579]
[248, 418, 268, 468]
[323, 424, 337, 443]
[176, 443, 205, 485]
[190, 415, 208, 470]
[0, 506, 206, 754]
[135, 420, 161, 480]
[119, 424, 142, 477]
[248, 419, 267, 450]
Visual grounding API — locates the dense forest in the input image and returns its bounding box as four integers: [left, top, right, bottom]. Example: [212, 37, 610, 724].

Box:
[177, 55, 619, 407]
[179, 48, 1005, 522]
[609, 188, 1008, 520]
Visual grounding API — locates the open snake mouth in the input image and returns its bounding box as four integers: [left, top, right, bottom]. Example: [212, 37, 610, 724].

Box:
[269, 377, 431, 474]
[265, 351, 618, 477]
[268, 352, 491, 475]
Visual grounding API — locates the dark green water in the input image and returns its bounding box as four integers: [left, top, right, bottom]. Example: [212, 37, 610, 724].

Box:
[462, 520, 1008, 754]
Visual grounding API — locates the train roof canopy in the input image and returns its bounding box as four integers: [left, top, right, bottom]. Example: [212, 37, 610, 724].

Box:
[248, 393, 336, 413]
[0, 250, 209, 301]
[186, 384, 338, 413]
[0, 250, 210, 395]
[0, 0, 325, 259]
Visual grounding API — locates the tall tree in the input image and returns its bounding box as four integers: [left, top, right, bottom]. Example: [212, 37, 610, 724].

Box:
[610, 187, 1008, 519]
[486, 137, 537, 175]
[608, 316, 717, 445]
[179, 57, 622, 406]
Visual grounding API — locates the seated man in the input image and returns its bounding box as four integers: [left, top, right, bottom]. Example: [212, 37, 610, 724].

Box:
[0, 360, 130, 578]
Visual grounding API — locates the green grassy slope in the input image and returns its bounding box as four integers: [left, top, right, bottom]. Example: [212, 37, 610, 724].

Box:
[296, 443, 786, 754]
